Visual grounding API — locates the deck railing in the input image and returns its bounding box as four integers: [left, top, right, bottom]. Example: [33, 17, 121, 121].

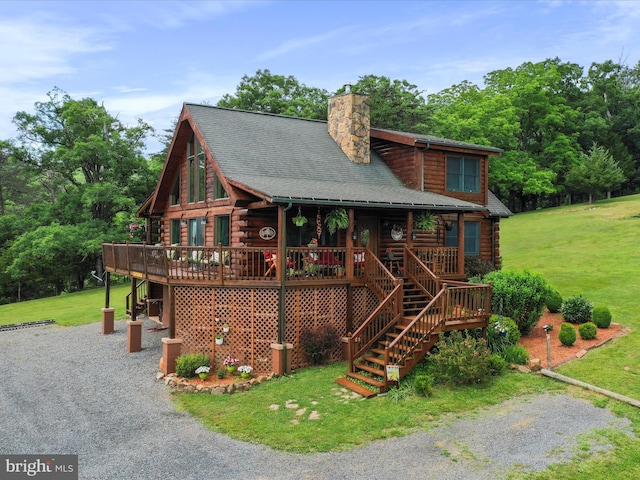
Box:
[102, 243, 366, 284]
[413, 247, 458, 276]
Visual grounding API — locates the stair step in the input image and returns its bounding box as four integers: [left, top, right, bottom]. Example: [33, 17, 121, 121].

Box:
[362, 355, 385, 366]
[335, 377, 378, 398]
[354, 362, 384, 376]
[346, 371, 386, 388]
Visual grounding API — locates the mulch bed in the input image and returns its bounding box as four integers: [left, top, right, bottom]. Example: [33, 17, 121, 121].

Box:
[519, 310, 626, 368]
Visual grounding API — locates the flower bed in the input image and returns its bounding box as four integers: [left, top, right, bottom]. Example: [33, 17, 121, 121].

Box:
[158, 371, 276, 395]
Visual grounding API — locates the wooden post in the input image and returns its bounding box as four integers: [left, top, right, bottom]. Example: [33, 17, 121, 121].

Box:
[130, 276, 137, 322]
[456, 213, 465, 275]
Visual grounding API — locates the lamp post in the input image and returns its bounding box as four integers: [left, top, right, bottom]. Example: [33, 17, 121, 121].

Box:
[543, 324, 552, 369]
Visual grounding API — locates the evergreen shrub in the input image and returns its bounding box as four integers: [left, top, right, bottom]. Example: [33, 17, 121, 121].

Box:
[546, 289, 563, 313]
[558, 322, 577, 346]
[561, 296, 593, 324]
[578, 322, 598, 340]
[592, 306, 612, 328]
[431, 331, 494, 385]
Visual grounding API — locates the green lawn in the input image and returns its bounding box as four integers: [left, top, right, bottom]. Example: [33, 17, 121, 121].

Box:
[0, 283, 130, 326]
[500, 194, 640, 400]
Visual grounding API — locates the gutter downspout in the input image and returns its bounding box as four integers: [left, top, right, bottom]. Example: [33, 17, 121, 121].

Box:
[279, 202, 293, 370]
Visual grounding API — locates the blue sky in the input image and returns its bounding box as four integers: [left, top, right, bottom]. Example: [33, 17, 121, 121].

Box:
[2, 0, 639, 153]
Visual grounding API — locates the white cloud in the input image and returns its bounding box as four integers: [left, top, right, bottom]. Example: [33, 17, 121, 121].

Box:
[0, 14, 111, 84]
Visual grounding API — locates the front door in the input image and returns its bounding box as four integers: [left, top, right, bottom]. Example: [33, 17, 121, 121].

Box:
[356, 215, 378, 255]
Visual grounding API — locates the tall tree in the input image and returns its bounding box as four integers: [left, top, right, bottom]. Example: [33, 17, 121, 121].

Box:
[217, 69, 330, 119]
[565, 143, 625, 203]
[7, 88, 157, 294]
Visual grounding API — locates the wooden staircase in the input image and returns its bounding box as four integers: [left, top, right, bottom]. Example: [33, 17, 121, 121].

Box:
[336, 249, 492, 398]
[336, 278, 437, 398]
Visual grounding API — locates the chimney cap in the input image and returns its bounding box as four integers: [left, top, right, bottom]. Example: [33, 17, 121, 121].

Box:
[344, 84, 352, 93]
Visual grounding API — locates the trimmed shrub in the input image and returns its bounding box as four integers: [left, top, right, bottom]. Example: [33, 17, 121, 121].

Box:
[502, 344, 530, 365]
[546, 289, 563, 313]
[175, 352, 210, 378]
[484, 270, 551, 336]
[431, 330, 494, 385]
[464, 256, 496, 279]
[413, 374, 435, 397]
[486, 315, 520, 354]
[578, 322, 598, 340]
[561, 296, 593, 324]
[300, 325, 338, 365]
[592, 306, 612, 328]
[558, 322, 577, 346]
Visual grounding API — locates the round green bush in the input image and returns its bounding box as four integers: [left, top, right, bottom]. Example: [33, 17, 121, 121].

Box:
[175, 352, 210, 378]
[502, 344, 530, 365]
[413, 374, 434, 397]
[592, 306, 612, 328]
[546, 289, 563, 313]
[558, 322, 577, 346]
[578, 322, 598, 340]
[561, 296, 593, 324]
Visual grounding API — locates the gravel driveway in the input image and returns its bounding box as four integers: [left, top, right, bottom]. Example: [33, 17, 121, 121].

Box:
[0, 319, 634, 479]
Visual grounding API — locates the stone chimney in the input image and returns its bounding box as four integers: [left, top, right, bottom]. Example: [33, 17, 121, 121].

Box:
[328, 86, 370, 164]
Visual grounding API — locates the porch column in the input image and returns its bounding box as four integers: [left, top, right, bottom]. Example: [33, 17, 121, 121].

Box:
[161, 337, 182, 375]
[101, 272, 114, 334]
[457, 213, 465, 275]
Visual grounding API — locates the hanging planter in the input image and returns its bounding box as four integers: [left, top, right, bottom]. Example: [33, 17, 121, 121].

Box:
[215, 335, 223, 345]
[414, 211, 436, 232]
[292, 207, 308, 227]
[324, 208, 349, 235]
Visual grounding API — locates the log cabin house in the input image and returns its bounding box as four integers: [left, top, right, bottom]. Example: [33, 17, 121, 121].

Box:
[102, 89, 512, 396]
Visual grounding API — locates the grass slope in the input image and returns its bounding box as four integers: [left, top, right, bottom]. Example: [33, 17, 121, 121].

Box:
[500, 194, 640, 400]
[0, 283, 129, 326]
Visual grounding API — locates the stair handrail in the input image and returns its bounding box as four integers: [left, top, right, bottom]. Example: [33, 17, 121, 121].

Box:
[347, 282, 403, 371]
[362, 247, 402, 301]
[404, 247, 440, 298]
[125, 279, 147, 316]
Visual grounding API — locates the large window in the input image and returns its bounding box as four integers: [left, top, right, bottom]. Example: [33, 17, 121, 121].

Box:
[447, 156, 480, 193]
[215, 215, 230, 246]
[445, 221, 480, 256]
[188, 218, 205, 246]
[169, 174, 180, 206]
[187, 134, 206, 204]
[170, 219, 180, 245]
[214, 174, 228, 200]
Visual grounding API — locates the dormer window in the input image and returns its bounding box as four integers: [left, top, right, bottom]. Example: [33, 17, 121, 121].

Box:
[447, 156, 479, 193]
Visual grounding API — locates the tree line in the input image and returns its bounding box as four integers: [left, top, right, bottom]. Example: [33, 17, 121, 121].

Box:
[1, 58, 638, 303]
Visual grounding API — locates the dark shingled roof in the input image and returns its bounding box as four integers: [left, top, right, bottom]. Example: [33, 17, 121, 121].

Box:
[186, 104, 499, 212]
[487, 191, 513, 217]
[373, 127, 503, 154]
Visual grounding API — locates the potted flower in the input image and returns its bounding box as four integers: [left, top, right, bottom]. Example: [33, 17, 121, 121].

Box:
[222, 324, 230, 333]
[215, 334, 223, 345]
[223, 355, 238, 373]
[324, 208, 349, 235]
[195, 365, 210, 380]
[238, 365, 253, 379]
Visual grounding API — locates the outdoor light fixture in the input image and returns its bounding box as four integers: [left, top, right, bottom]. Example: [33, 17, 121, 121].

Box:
[352, 230, 357, 241]
[411, 231, 417, 241]
[180, 214, 187, 227]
